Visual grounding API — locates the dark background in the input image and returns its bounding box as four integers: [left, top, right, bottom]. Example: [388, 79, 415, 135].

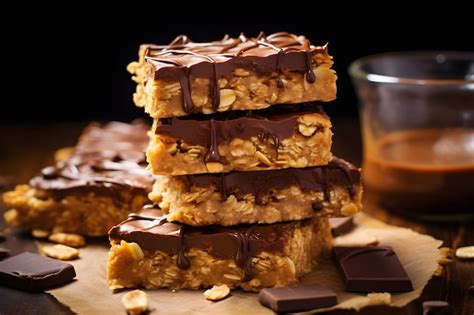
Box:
[4, 2, 473, 123]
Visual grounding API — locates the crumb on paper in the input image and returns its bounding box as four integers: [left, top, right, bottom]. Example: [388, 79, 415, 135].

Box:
[41, 244, 80, 260]
[121, 290, 148, 315]
[32, 229, 50, 238]
[49, 233, 86, 248]
[204, 284, 231, 301]
[455, 246, 474, 259]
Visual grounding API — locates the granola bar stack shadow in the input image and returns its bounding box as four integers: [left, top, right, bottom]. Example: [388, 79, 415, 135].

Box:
[107, 32, 363, 292]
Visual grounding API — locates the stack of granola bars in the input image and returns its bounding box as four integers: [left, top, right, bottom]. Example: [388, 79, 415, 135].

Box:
[107, 32, 363, 292]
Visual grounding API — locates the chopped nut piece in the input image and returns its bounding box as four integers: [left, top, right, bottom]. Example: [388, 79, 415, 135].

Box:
[298, 124, 317, 136]
[204, 284, 231, 301]
[255, 151, 272, 166]
[42, 244, 80, 261]
[49, 233, 86, 248]
[121, 290, 148, 315]
[32, 229, 50, 239]
[219, 89, 236, 108]
[455, 246, 474, 259]
[341, 203, 358, 216]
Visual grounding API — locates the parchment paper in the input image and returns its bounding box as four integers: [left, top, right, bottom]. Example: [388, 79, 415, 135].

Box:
[47, 213, 443, 314]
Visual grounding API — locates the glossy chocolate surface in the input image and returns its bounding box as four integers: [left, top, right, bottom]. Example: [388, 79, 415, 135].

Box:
[109, 205, 305, 276]
[30, 121, 154, 195]
[157, 104, 327, 163]
[333, 246, 413, 292]
[182, 157, 360, 203]
[143, 32, 330, 113]
[0, 252, 76, 292]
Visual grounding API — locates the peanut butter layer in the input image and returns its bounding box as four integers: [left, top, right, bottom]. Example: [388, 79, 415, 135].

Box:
[2, 121, 154, 236]
[107, 206, 332, 291]
[128, 32, 336, 118]
[150, 158, 362, 226]
[148, 105, 332, 175]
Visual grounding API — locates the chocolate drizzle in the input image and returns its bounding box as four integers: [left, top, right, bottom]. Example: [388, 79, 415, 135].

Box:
[144, 32, 329, 113]
[183, 157, 360, 204]
[204, 119, 225, 163]
[157, 104, 327, 163]
[109, 206, 301, 277]
[177, 225, 190, 269]
[29, 121, 154, 196]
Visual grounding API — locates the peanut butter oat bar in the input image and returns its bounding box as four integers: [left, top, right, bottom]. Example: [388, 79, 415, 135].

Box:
[107, 205, 332, 292]
[2, 121, 154, 236]
[128, 32, 336, 118]
[150, 158, 362, 226]
[148, 105, 332, 175]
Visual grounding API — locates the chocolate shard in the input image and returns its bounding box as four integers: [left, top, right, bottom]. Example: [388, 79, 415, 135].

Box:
[258, 284, 337, 312]
[329, 217, 355, 236]
[333, 246, 413, 292]
[0, 252, 76, 292]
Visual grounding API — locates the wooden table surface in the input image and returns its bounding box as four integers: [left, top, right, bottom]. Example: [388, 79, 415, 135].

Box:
[0, 120, 472, 315]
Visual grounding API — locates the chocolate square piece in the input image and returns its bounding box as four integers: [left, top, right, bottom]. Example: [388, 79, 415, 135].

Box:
[258, 284, 337, 312]
[0, 252, 76, 292]
[333, 246, 413, 292]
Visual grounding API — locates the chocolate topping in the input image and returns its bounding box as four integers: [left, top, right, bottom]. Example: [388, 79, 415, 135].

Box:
[182, 157, 360, 203]
[109, 205, 303, 277]
[30, 121, 154, 195]
[157, 105, 327, 163]
[143, 32, 329, 113]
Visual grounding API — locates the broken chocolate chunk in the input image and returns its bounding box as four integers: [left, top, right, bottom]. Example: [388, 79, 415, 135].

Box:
[258, 284, 337, 312]
[0, 252, 76, 292]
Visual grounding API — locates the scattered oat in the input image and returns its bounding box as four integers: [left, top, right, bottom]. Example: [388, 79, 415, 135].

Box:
[121, 290, 148, 315]
[32, 229, 50, 239]
[42, 244, 79, 260]
[49, 233, 85, 248]
[204, 284, 231, 301]
[455, 246, 474, 259]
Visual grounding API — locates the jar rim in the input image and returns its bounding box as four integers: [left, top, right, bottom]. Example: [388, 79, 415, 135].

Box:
[348, 51, 474, 86]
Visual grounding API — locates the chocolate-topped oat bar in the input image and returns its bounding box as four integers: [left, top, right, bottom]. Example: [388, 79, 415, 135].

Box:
[148, 105, 332, 175]
[128, 32, 336, 118]
[107, 205, 332, 292]
[150, 158, 362, 226]
[3, 121, 154, 236]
